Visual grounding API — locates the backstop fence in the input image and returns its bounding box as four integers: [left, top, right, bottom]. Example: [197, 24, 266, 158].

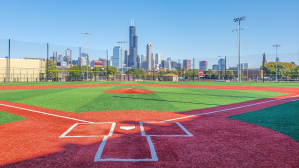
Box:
[0, 39, 298, 83]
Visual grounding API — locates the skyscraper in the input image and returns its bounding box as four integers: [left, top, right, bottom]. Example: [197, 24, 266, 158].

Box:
[124, 49, 130, 66]
[151, 53, 155, 70]
[218, 58, 225, 70]
[113, 46, 123, 70]
[199, 61, 208, 71]
[183, 59, 191, 70]
[141, 54, 146, 69]
[129, 18, 138, 67]
[146, 43, 153, 70]
[155, 53, 161, 68]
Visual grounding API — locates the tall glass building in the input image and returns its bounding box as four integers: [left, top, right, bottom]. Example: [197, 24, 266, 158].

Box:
[113, 46, 123, 71]
[129, 18, 138, 67]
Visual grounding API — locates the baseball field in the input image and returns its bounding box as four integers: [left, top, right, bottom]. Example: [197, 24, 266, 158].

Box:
[0, 81, 298, 167]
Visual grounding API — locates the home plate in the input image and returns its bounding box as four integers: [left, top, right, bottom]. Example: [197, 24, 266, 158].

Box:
[119, 126, 136, 130]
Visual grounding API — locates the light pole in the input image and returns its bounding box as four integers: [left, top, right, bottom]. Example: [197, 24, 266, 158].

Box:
[217, 56, 222, 80]
[117, 41, 127, 74]
[272, 44, 280, 81]
[81, 32, 91, 81]
[233, 16, 246, 82]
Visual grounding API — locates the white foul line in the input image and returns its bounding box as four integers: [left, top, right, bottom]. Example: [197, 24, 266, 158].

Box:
[162, 95, 299, 122]
[0, 103, 93, 123]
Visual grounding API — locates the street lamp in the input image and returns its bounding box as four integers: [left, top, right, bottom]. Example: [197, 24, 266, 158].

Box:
[233, 16, 246, 82]
[272, 44, 281, 82]
[217, 56, 222, 80]
[117, 41, 127, 74]
[81, 32, 91, 81]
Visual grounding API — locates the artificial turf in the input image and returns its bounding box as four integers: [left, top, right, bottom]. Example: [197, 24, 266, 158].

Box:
[227, 100, 299, 142]
[0, 81, 298, 88]
[0, 86, 287, 113]
[0, 111, 27, 125]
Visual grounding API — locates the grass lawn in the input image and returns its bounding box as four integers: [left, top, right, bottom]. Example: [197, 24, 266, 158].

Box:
[227, 101, 299, 142]
[0, 111, 27, 125]
[0, 81, 298, 88]
[0, 86, 287, 113]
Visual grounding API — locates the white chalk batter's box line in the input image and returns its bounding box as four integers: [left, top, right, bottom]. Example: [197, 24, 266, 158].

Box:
[140, 121, 193, 137]
[59, 122, 116, 138]
[93, 121, 193, 162]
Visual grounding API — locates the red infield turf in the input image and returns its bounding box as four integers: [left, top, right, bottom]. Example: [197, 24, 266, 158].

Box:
[0, 84, 299, 167]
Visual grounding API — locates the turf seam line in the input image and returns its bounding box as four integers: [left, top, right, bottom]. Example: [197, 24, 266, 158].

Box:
[162, 95, 299, 122]
[0, 103, 93, 123]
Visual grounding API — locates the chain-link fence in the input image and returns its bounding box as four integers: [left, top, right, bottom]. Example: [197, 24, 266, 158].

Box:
[0, 39, 298, 83]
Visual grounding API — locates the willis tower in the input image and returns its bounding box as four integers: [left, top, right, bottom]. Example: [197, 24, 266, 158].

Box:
[129, 18, 138, 67]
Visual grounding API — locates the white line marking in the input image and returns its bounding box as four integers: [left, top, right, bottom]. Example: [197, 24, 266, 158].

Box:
[0, 103, 92, 123]
[140, 122, 193, 137]
[162, 95, 299, 122]
[60, 122, 116, 138]
[59, 123, 78, 138]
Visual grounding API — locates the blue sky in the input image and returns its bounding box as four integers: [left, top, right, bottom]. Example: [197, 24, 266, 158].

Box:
[0, 0, 298, 68]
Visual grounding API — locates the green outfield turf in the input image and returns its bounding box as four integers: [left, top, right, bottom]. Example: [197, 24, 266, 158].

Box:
[0, 111, 27, 125]
[0, 81, 298, 88]
[0, 86, 287, 113]
[227, 100, 299, 142]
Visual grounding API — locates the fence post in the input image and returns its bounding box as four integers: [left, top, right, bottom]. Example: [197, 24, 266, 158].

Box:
[47, 43, 49, 82]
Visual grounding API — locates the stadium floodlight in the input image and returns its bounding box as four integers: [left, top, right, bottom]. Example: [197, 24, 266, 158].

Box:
[81, 32, 91, 81]
[117, 41, 128, 75]
[272, 44, 281, 82]
[233, 16, 246, 82]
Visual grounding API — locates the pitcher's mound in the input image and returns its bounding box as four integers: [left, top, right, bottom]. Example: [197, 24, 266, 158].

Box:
[103, 88, 156, 94]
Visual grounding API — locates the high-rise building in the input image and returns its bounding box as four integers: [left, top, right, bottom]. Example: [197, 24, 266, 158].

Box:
[155, 53, 161, 68]
[124, 49, 130, 66]
[146, 43, 153, 70]
[109, 56, 113, 66]
[81, 53, 89, 66]
[171, 61, 178, 70]
[141, 54, 146, 69]
[151, 53, 155, 70]
[167, 57, 172, 61]
[237, 63, 250, 70]
[218, 58, 225, 70]
[161, 60, 165, 68]
[136, 55, 141, 68]
[112, 46, 123, 70]
[177, 63, 182, 70]
[164, 60, 171, 70]
[58, 55, 63, 62]
[183, 59, 191, 70]
[199, 61, 208, 71]
[78, 56, 87, 66]
[129, 18, 138, 67]
[212, 64, 218, 70]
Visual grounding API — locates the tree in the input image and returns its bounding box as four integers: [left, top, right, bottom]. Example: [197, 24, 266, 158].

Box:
[228, 70, 235, 79]
[93, 67, 104, 77]
[81, 65, 94, 78]
[104, 66, 120, 75]
[205, 69, 214, 79]
[45, 60, 58, 79]
[68, 65, 81, 78]
[262, 62, 296, 78]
